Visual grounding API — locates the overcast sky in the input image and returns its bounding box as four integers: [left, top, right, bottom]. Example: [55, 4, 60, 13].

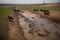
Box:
[0, 0, 60, 4]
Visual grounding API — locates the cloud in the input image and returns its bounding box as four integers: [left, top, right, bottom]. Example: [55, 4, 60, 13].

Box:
[0, 0, 60, 4]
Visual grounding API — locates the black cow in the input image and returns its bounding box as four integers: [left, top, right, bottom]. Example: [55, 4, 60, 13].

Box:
[13, 9, 20, 12]
[40, 9, 44, 12]
[33, 9, 39, 11]
[8, 16, 14, 22]
[44, 10, 49, 15]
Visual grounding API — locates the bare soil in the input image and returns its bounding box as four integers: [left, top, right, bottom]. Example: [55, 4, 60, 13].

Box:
[8, 10, 26, 40]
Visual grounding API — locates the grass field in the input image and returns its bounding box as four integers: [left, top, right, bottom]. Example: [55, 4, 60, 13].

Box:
[18, 3, 60, 11]
[0, 3, 60, 40]
[0, 6, 10, 40]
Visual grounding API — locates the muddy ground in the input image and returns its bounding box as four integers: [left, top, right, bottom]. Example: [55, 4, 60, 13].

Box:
[8, 9, 60, 40]
[19, 11, 60, 40]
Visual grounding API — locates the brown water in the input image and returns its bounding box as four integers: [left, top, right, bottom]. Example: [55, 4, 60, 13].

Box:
[18, 11, 60, 40]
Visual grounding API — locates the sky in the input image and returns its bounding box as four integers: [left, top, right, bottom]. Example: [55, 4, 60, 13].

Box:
[0, 0, 60, 4]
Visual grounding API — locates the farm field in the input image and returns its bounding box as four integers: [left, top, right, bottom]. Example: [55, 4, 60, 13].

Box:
[0, 3, 60, 40]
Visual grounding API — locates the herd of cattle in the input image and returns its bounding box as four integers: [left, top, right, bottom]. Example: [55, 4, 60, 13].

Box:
[8, 7, 24, 22]
[33, 9, 49, 15]
[8, 7, 49, 22]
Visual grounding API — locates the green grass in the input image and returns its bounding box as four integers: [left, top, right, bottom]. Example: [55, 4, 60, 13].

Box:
[0, 6, 10, 40]
[19, 4, 60, 11]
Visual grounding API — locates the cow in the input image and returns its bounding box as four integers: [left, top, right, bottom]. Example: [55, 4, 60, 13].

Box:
[8, 16, 14, 22]
[44, 9, 49, 15]
[40, 9, 44, 12]
[33, 9, 39, 11]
